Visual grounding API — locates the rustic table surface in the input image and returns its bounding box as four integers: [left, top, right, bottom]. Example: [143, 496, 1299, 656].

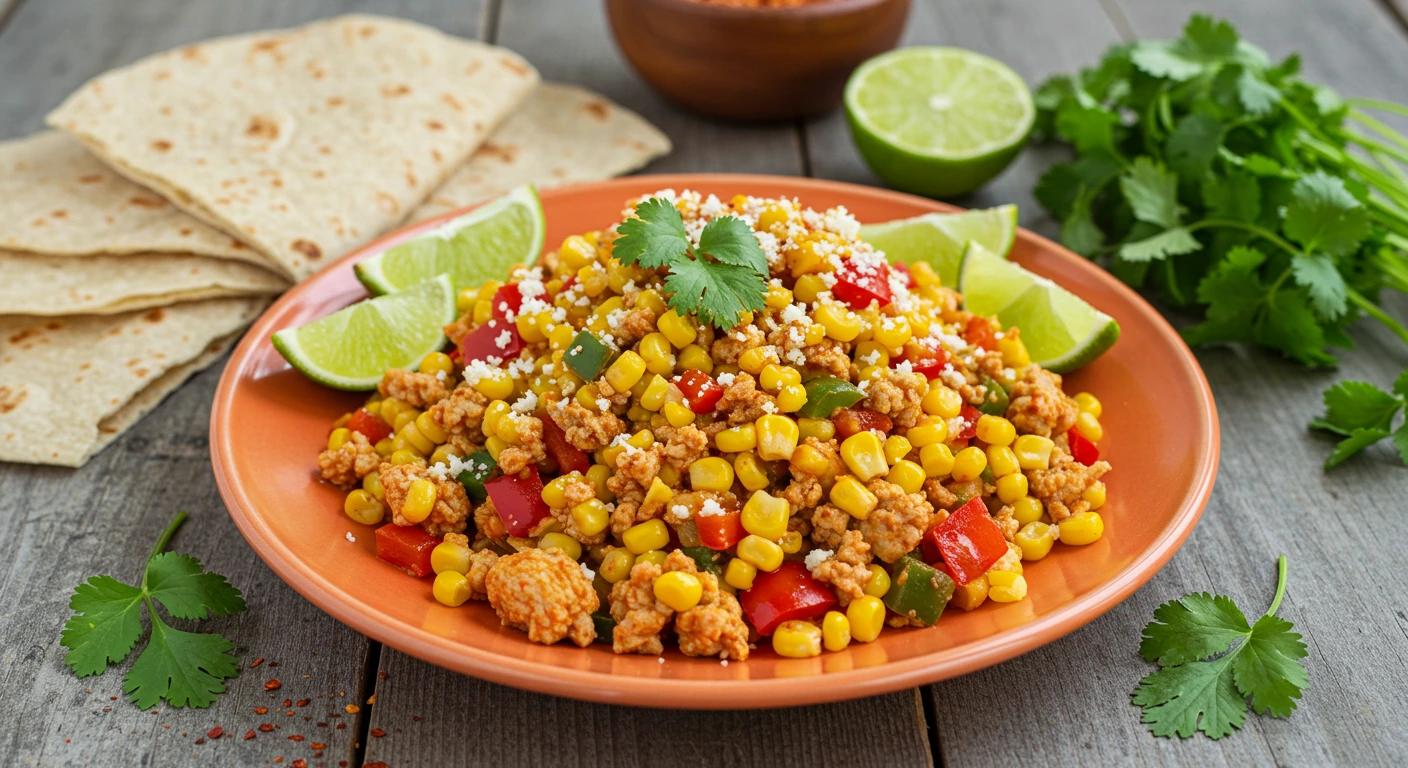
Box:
[3, 0, 1407, 766]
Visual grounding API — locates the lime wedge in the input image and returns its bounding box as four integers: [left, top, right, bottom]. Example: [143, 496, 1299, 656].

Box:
[958, 242, 1119, 373]
[845, 47, 1034, 198]
[272, 275, 458, 390]
[861, 205, 1017, 287]
[355, 185, 544, 295]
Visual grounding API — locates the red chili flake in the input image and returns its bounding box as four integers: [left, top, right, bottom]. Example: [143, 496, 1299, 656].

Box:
[194, 738, 206, 745]
[250, 657, 265, 668]
[254, 707, 269, 715]
[313, 754, 323, 760]
[109, 696, 117, 701]
[377, 670, 388, 679]
[206, 727, 223, 739]
[316, 722, 328, 727]
[364, 763, 390, 768]
[65, 739, 71, 744]
[370, 728, 386, 738]
[283, 699, 293, 707]
[292, 761, 307, 768]
[243, 730, 256, 740]
[288, 735, 305, 742]
[286, 711, 296, 717]
[412, 716, 422, 722]
[296, 698, 310, 707]
[259, 724, 275, 733]
[344, 704, 361, 714]
[311, 742, 327, 750]
[366, 693, 377, 705]
[340, 762, 349, 767]
[265, 679, 282, 691]
[336, 723, 346, 730]
[273, 759, 283, 764]
[150, 710, 159, 715]
[102, 707, 111, 712]
[268, 661, 279, 667]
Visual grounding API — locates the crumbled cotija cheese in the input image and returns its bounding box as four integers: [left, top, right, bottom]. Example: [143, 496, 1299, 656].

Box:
[804, 549, 833, 573]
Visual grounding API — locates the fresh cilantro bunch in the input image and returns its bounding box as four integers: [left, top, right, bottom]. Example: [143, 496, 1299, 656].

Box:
[1134, 555, 1307, 739]
[612, 197, 768, 329]
[1033, 15, 1408, 369]
[1309, 372, 1408, 468]
[62, 512, 246, 708]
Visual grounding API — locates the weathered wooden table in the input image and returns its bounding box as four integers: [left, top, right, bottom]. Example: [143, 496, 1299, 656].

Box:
[3, 0, 1407, 765]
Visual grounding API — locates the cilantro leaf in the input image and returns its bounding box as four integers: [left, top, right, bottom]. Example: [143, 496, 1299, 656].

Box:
[1060, 189, 1105, 257]
[1395, 370, 1408, 399]
[1234, 614, 1308, 716]
[1139, 593, 1249, 666]
[1308, 379, 1402, 435]
[1290, 254, 1347, 319]
[1236, 69, 1281, 115]
[1394, 423, 1408, 465]
[1201, 170, 1261, 222]
[124, 613, 240, 709]
[1121, 158, 1183, 229]
[62, 576, 145, 677]
[613, 198, 689, 270]
[1323, 428, 1392, 469]
[146, 552, 247, 620]
[1120, 228, 1201, 262]
[1134, 655, 1247, 739]
[697, 215, 768, 274]
[1055, 104, 1119, 155]
[1167, 113, 1223, 181]
[664, 258, 766, 329]
[1283, 172, 1373, 257]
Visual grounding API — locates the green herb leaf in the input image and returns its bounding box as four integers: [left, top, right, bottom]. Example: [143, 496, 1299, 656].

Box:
[697, 215, 768, 274]
[1121, 158, 1183, 229]
[1139, 593, 1250, 666]
[1309, 380, 1402, 435]
[1236, 69, 1281, 115]
[1167, 113, 1223, 181]
[61, 576, 145, 677]
[1393, 424, 1408, 465]
[145, 553, 247, 620]
[613, 198, 689, 270]
[664, 258, 767, 330]
[1234, 614, 1309, 716]
[1283, 172, 1373, 257]
[123, 613, 240, 709]
[1201, 170, 1261, 222]
[1134, 655, 1247, 739]
[1324, 428, 1392, 469]
[1289, 254, 1347, 319]
[1061, 190, 1106, 256]
[1119, 228, 1201, 262]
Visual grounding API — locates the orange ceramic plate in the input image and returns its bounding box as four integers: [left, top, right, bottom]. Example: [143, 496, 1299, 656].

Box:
[212, 175, 1218, 709]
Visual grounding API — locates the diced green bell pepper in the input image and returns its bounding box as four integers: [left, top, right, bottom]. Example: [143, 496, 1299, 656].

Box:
[797, 376, 866, 419]
[976, 374, 1010, 416]
[681, 546, 724, 576]
[591, 611, 617, 644]
[456, 450, 497, 502]
[564, 329, 613, 381]
[883, 556, 955, 627]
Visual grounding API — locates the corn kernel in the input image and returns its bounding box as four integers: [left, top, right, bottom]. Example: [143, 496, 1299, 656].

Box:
[658, 463, 680, 487]
[736, 535, 784, 572]
[997, 333, 1031, 368]
[986, 445, 1020, 478]
[1073, 392, 1102, 418]
[772, 620, 823, 658]
[374, 438, 395, 458]
[586, 464, 613, 502]
[759, 364, 801, 393]
[756, 415, 800, 461]
[778, 530, 803, 554]
[815, 302, 862, 342]
[804, 324, 827, 345]
[1014, 521, 1058, 561]
[472, 299, 494, 325]
[457, 286, 478, 313]
[1084, 481, 1107, 510]
[475, 371, 516, 401]
[432, 571, 472, 607]
[823, 611, 852, 652]
[996, 473, 1029, 504]
[571, 498, 610, 537]
[863, 564, 891, 597]
[738, 348, 770, 375]
[343, 489, 385, 525]
[635, 549, 668, 568]
[659, 401, 693, 427]
[363, 470, 385, 500]
[639, 333, 676, 376]
[647, 571, 703, 618]
[765, 283, 794, 309]
[724, 558, 758, 590]
[1058, 512, 1104, 546]
[559, 234, 597, 269]
[975, 415, 1016, 447]
[831, 475, 878, 519]
[886, 460, 926, 494]
[378, 397, 407, 424]
[327, 427, 352, 452]
[758, 203, 791, 232]
[657, 309, 697, 348]
[921, 386, 963, 419]
[390, 448, 422, 466]
[605, 351, 647, 393]
[515, 312, 546, 343]
[909, 261, 939, 287]
[847, 595, 886, 643]
[919, 443, 955, 477]
[636, 289, 668, 317]
[1075, 411, 1104, 442]
[623, 519, 670, 554]
[853, 341, 891, 370]
[1014, 434, 1055, 471]
[950, 446, 988, 482]
[790, 444, 833, 478]
[1012, 496, 1044, 526]
[689, 456, 735, 492]
[413, 411, 447, 444]
[734, 452, 771, 492]
[600, 548, 634, 583]
[905, 420, 948, 448]
[883, 435, 912, 465]
[431, 540, 471, 574]
[635, 375, 667, 412]
[798, 418, 835, 441]
[534, 532, 580, 560]
[741, 490, 789, 540]
[419, 351, 455, 377]
[716, 424, 758, 453]
[794, 273, 827, 303]
[400, 478, 437, 523]
[987, 572, 1028, 603]
[775, 383, 807, 413]
[393, 409, 419, 432]
[677, 343, 713, 374]
[840, 432, 888, 481]
[950, 575, 989, 611]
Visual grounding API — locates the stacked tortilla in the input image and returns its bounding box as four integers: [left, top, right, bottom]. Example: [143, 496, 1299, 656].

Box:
[1, 14, 670, 467]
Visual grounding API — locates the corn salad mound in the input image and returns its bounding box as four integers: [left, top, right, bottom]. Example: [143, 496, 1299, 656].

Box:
[318, 191, 1112, 660]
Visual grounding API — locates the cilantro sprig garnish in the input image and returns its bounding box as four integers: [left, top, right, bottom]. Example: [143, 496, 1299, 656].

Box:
[1034, 14, 1408, 459]
[1133, 555, 1308, 739]
[613, 197, 768, 329]
[1309, 371, 1408, 468]
[61, 512, 246, 709]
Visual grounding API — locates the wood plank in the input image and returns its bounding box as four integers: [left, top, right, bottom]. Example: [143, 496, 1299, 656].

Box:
[362, 651, 934, 768]
[923, 0, 1408, 765]
[0, 1, 490, 765]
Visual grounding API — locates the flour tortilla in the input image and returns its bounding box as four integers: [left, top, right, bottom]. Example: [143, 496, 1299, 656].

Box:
[0, 298, 266, 466]
[47, 14, 538, 280]
[0, 249, 285, 315]
[0, 131, 266, 267]
[411, 83, 671, 222]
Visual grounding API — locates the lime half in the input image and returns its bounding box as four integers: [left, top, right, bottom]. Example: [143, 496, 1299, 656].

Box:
[958, 242, 1119, 373]
[845, 47, 1034, 198]
[861, 205, 1017, 287]
[272, 274, 458, 390]
[355, 185, 544, 295]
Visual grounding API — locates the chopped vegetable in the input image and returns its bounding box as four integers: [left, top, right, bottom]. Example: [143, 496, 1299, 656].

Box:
[920, 497, 1009, 585]
[455, 450, 497, 502]
[1133, 555, 1307, 739]
[673, 369, 724, 413]
[375, 524, 440, 578]
[458, 317, 522, 363]
[882, 556, 954, 628]
[1308, 373, 1408, 468]
[491, 283, 522, 321]
[832, 257, 893, 309]
[832, 407, 893, 439]
[695, 510, 745, 551]
[739, 561, 838, 636]
[955, 404, 981, 441]
[540, 413, 590, 475]
[564, 329, 612, 381]
[899, 343, 949, 379]
[797, 376, 866, 419]
[591, 612, 617, 643]
[681, 546, 725, 576]
[1067, 427, 1100, 466]
[485, 470, 551, 537]
[60, 512, 245, 709]
[346, 408, 392, 444]
[964, 316, 998, 351]
[976, 374, 1010, 416]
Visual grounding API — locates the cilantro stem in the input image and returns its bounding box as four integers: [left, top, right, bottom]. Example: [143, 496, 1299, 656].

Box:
[1348, 99, 1408, 125]
[1266, 555, 1289, 618]
[1341, 124, 1408, 167]
[1185, 219, 1302, 257]
[147, 512, 188, 564]
[1347, 288, 1408, 346]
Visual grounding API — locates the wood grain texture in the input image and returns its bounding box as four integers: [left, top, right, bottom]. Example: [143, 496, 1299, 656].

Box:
[926, 1, 1408, 766]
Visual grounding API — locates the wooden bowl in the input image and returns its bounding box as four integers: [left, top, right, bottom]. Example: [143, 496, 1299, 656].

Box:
[605, 0, 911, 122]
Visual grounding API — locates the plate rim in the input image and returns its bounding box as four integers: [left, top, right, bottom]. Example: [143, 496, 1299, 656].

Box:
[211, 173, 1219, 709]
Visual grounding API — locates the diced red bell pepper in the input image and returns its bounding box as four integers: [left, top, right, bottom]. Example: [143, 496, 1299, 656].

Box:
[485, 470, 551, 537]
[740, 561, 838, 636]
[901, 342, 950, 379]
[540, 412, 589, 476]
[346, 408, 393, 444]
[956, 404, 980, 440]
[964, 316, 999, 351]
[458, 318, 522, 363]
[832, 256, 893, 310]
[832, 407, 894, 439]
[375, 524, 439, 578]
[448, 347, 462, 364]
[696, 511, 745, 551]
[890, 261, 917, 289]
[921, 497, 1008, 585]
[491, 284, 523, 321]
[673, 369, 724, 414]
[1068, 427, 1100, 466]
